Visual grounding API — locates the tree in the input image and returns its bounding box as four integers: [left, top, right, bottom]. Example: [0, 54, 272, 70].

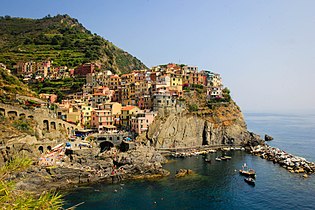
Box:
[61, 37, 71, 48]
[51, 36, 60, 45]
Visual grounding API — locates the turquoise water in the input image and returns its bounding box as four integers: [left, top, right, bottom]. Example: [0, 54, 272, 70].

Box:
[64, 113, 315, 209]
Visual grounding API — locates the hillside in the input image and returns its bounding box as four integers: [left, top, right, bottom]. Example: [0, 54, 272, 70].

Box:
[0, 68, 35, 102]
[0, 14, 147, 74]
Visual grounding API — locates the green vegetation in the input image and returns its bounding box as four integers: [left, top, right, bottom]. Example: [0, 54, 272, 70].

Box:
[0, 14, 147, 74]
[0, 155, 63, 209]
[0, 68, 35, 102]
[207, 87, 232, 109]
[222, 87, 231, 101]
[29, 77, 85, 102]
[189, 104, 199, 112]
[12, 118, 34, 135]
[183, 86, 190, 91]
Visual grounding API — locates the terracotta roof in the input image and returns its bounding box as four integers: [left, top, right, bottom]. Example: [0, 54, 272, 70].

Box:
[121, 106, 136, 111]
[93, 93, 107, 96]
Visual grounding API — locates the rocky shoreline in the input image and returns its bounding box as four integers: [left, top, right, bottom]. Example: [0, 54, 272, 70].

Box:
[5, 140, 315, 197]
[251, 144, 315, 176]
[8, 144, 169, 194]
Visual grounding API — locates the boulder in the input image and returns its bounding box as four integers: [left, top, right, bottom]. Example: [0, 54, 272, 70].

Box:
[175, 169, 193, 178]
[265, 134, 274, 141]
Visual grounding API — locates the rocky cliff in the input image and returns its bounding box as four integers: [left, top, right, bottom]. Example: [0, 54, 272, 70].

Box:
[147, 101, 262, 149]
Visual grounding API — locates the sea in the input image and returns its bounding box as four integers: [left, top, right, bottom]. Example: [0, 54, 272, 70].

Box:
[64, 113, 315, 210]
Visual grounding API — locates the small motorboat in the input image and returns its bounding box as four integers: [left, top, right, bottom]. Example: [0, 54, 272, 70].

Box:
[204, 159, 212, 163]
[223, 156, 232, 160]
[215, 157, 221, 161]
[244, 177, 255, 185]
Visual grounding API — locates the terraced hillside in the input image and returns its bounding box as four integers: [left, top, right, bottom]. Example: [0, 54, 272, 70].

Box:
[0, 14, 147, 74]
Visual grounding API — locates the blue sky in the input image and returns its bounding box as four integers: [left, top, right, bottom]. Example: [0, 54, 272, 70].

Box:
[1, 0, 315, 113]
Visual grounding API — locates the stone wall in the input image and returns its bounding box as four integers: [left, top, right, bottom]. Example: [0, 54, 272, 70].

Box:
[0, 103, 79, 138]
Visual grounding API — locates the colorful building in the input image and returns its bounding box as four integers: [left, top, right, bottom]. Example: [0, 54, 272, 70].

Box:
[120, 106, 140, 128]
[131, 111, 157, 134]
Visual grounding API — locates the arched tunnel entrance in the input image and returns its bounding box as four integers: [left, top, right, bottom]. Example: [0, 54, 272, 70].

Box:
[120, 141, 130, 152]
[38, 146, 44, 153]
[100, 141, 114, 153]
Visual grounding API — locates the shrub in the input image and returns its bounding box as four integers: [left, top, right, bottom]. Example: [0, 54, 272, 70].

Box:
[189, 104, 198, 112]
[12, 118, 33, 134]
[0, 156, 63, 209]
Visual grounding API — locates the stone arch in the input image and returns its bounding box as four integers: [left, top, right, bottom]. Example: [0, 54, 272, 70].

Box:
[38, 146, 44, 153]
[58, 123, 62, 130]
[50, 121, 56, 130]
[8, 111, 18, 120]
[43, 120, 49, 131]
[19, 113, 26, 118]
[47, 145, 52, 151]
[100, 141, 114, 152]
[28, 115, 34, 119]
[67, 127, 70, 134]
[0, 108, 6, 116]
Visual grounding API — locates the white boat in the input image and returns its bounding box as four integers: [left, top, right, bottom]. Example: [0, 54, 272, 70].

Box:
[215, 157, 222, 161]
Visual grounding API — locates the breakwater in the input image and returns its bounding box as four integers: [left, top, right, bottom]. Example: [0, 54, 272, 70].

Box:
[251, 144, 315, 176]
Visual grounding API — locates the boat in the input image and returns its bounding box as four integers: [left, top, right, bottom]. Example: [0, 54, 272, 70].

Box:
[221, 156, 227, 161]
[244, 177, 255, 185]
[223, 156, 232, 160]
[239, 163, 256, 178]
[204, 159, 212, 163]
[239, 168, 256, 177]
[215, 157, 221, 161]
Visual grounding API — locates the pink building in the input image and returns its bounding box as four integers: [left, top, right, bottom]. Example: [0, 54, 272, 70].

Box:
[131, 112, 156, 135]
[91, 109, 113, 128]
[91, 102, 122, 130]
[39, 93, 57, 103]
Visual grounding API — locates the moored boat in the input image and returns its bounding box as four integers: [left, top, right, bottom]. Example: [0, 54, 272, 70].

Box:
[215, 157, 222, 161]
[244, 177, 255, 185]
[239, 168, 256, 177]
[204, 159, 212, 163]
[239, 163, 256, 177]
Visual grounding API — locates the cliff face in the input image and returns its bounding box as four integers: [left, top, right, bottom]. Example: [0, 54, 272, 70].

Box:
[147, 102, 260, 149]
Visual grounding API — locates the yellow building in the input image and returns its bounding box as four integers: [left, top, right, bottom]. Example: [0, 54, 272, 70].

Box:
[120, 106, 140, 128]
[170, 75, 183, 87]
[67, 106, 81, 125]
[170, 75, 183, 94]
[81, 105, 93, 128]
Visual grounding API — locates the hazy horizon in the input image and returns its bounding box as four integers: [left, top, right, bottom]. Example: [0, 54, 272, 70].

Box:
[1, 0, 315, 114]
